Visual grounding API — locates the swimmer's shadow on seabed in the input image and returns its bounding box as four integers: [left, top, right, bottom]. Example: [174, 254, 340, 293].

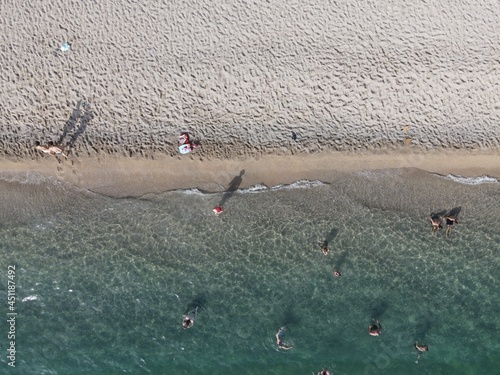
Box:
[281, 306, 301, 328]
[370, 300, 389, 320]
[184, 294, 208, 316]
[319, 228, 339, 248]
[415, 316, 433, 341]
[333, 251, 349, 270]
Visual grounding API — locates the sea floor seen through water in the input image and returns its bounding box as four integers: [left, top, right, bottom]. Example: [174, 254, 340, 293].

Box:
[0, 168, 499, 375]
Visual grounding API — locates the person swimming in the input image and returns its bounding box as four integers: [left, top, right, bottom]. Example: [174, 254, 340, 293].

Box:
[182, 307, 198, 329]
[415, 341, 429, 364]
[212, 205, 223, 215]
[333, 270, 341, 278]
[275, 327, 293, 350]
[368, 320, 382, 336]
[321, 245, 330, 256]
[319, 241, 330, 256]
[318, 368, 330, 375]
[182, 316, 194, 329]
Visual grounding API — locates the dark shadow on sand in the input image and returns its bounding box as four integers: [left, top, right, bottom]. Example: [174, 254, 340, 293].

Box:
[57, 100, 94, 150]
[218, 169, 245, 206]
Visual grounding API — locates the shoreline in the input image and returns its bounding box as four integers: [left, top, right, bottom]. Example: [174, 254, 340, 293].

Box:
[1, 147, 499, 198]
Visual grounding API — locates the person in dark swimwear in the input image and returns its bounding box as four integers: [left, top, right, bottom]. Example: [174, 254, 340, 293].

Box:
[318, 369, 330, 375]
[445, 215, 458, 237]
[368, 320, 382, 336]
[276, 327, 293, 350]
[414, 342, 429, 364]
[333, 270, 341, 278]
[430, 215, 443, 232]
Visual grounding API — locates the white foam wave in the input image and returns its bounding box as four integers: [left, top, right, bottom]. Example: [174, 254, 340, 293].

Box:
[439, 174, 498, 185]
[240, 180, 326, 193]
[0, 171, 54, 185]
[239, 184, 269, 193]
[179, 188, 206, 196]
[271, 180, 326, 190]
[22, 295, 38, 302]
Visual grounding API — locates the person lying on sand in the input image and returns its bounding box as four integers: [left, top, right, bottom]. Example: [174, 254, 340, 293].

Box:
[430, 215, 443, 232]
[178, 132, 199, 154]
[35, 143, 68, 158]
[276, 327, 293, 350]
[445, 215, 458, 237]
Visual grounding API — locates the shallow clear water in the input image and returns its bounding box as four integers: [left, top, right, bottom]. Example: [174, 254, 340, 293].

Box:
[0, 169, 499, 374]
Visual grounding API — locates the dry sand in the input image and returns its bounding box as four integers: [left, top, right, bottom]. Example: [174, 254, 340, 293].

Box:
[1, 0, 499, 195]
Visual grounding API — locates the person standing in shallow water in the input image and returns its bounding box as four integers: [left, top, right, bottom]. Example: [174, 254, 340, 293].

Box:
[430, 215, 443, 232]
[445, 215, 458, 237]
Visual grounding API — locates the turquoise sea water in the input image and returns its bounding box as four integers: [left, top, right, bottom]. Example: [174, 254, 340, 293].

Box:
[0, 168, 499, 375]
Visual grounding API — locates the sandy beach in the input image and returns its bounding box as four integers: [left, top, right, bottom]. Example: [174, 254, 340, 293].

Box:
[1, 147, 499, 197]
[1, 0, 499, 195]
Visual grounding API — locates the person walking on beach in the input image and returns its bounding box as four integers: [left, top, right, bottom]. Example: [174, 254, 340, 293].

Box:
[368, 320, 382, 336]
[430, 215, 443, 233]
[445, 215, 458, 237]
[35, 142, 68, 158]
[414, 342, 429, 364]
[275, 327, 293, 350]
